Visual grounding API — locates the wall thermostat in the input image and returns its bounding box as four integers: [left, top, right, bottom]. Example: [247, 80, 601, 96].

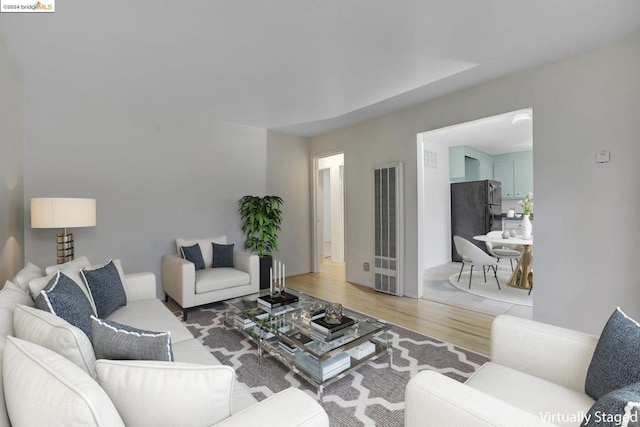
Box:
[595, 151, 610, 163]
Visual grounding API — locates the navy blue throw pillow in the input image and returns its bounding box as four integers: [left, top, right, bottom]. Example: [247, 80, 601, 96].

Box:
[212, 243, 234, 268]
[35, 272, 95, 341]
[581, 382, 640, 427]
[81, 260, 127, 318]
[180, 244, 205, 270]
[586, 308, 640, 400]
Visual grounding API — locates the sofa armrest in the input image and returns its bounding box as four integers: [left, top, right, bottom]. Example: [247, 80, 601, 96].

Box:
[162, 254, 196, 308]
[123, 273, 157, 302]
[405, 370, 551, 427]
[214, 388, 328, 427]
[491, 315, 599, 393]
[233, 252, 259, 290]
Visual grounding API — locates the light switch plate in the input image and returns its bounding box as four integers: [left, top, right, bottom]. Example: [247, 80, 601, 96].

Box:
[595, 151, 610, 163]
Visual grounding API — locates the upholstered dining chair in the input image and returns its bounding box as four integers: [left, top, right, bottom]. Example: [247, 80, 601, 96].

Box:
[484, 231, 523, 272]
[453, 235, 501, 290]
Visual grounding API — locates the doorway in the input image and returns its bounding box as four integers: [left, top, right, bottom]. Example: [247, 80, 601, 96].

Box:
[312, 153, 345, 273]
[416, 109, 533, 316]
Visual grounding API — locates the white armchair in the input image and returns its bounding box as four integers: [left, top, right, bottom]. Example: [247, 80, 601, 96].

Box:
[162, 235, 259, 319]
[405, 315, 599, 426]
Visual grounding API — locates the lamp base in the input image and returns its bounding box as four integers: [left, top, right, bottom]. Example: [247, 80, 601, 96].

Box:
[56, 232, 74, 264]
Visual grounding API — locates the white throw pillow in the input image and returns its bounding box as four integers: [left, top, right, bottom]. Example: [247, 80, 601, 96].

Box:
[13, 304, 97, 377]
[0, 281, 34, 427]
[176, 235, 227, 268]
[0, 282, 34, 343]
[3, 337, 124, 427]
[96, 360, 235, 427]
[44, 256, 92, 276]
[11, 262, 44, 293]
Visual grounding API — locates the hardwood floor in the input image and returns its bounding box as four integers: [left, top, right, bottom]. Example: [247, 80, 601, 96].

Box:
[287, 261, 495, 356]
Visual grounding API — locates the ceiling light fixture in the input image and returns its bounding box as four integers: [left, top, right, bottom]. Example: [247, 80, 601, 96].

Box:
[512, 112, 532, 125]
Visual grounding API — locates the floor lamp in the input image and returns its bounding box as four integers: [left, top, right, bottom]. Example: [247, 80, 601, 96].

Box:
[31, 198, 97, 264]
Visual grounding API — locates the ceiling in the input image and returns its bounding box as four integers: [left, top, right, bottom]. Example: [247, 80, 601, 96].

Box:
[1, 1, 639, 137]
[423, 109, 533, 155]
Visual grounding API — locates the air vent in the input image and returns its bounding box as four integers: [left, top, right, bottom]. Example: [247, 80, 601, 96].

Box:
[374, 162, 404, 296]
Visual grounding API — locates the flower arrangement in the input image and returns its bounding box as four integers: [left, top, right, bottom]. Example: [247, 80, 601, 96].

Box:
[519, 193, 533, 215]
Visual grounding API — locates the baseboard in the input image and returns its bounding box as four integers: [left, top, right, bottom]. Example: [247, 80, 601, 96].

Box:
[347, 279, 372, 288]
[424, 258, 452, 270]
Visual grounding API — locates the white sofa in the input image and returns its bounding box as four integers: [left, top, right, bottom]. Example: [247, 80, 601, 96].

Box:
[162, 235, 259, 319]
[0, 264, 328, 427]
[405, 315, 599, 427]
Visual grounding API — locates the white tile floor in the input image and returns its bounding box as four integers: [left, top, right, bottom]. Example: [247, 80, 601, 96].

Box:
[423, 262, 533, 319]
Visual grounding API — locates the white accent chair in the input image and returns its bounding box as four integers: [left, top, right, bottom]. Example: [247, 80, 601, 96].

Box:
[453, 235, 500, 290]
[485, 230, 523, 272]
[405, 315, 599, 427]
[162, 235, 259, 319]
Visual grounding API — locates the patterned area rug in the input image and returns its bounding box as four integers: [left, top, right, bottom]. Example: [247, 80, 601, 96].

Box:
[177, 303, 488, 427]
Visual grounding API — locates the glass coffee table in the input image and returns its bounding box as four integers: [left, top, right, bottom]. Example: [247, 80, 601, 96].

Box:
[225, 289, 392, 400]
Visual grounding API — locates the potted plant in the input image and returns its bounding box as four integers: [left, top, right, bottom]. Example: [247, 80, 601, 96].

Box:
[239, 195, 284, 289]
[519, 193, 533, 239]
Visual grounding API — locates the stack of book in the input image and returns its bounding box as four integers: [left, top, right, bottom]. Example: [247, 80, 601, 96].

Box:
[233, 315, 256, 330]
[257, 292, 299, 309]
[252, 326, 274, 340]
[293, 352, 351, 382]
[311, 315, 356, 335]
[278, 340, 299, 356]
[346, 341, 376, 360]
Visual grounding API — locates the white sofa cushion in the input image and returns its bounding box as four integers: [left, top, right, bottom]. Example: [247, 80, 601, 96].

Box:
[171, 339, 259, 414]
[3, 336, 125, 427]
[195, 268, 250, 294]
[96, 359, 235, 427]
[0, 281, 34, 343]
[13, 304, 96, 377]
[44, 256, 92, 276]
[466, 362, 595, 426]
[176, 235, 227, 268]
[107, 298, 194, 344]
[0, 281, 34, 427]
[10, 262, 44, 293]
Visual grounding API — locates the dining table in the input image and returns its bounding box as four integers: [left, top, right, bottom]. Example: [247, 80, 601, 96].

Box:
[473, 233, 533, 290]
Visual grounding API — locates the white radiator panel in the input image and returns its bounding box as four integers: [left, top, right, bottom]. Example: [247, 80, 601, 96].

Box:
[374, 162, 403, 296]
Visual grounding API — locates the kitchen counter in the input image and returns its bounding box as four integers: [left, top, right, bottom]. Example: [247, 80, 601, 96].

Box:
[502, 213, 534, 220]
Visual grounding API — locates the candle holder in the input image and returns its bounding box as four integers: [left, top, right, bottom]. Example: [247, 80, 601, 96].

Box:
[269, 260, 286, 297]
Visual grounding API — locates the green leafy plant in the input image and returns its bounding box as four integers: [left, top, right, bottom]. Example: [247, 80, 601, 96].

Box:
[239, 195, 284, 257]
[519, 192, 533, 215]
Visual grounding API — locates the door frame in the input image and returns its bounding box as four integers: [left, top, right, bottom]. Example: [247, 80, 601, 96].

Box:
[311, 151, 346, 273]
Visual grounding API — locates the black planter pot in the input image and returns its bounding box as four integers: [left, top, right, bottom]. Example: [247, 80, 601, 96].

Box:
[259, 256, 272, 290]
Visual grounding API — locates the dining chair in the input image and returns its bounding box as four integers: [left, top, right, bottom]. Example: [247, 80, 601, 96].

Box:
[484, 231, 523, 272]
[453, 235, 501, 290]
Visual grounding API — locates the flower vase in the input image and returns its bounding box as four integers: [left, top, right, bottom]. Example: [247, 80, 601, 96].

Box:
[522, 214, 532, 239]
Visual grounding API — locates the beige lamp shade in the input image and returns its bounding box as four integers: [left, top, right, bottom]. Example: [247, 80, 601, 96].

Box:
[31, 198, 97, 229]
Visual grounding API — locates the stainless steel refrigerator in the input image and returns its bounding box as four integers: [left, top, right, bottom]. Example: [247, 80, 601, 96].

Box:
[451, 180, 502, 262]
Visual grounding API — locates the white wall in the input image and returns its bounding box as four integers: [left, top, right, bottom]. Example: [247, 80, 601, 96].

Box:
[310, 32, 640, 334]
[318, 153, 344, 262]
[23, 84, 267, 295]
[322, 169, 331, 242]
[0, 35, 24, 283]
[266, 130, 311, 276]
[420, 136, 451, 269]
